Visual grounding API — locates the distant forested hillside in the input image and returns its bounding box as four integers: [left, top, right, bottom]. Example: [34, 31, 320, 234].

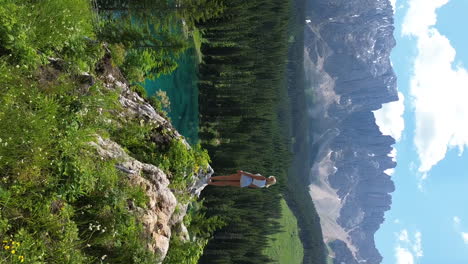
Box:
[196, 0, 292, 263]
[284, 0, 328, 263]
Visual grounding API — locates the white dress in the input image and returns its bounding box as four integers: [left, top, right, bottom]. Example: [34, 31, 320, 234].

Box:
[240, 173, 266, 188]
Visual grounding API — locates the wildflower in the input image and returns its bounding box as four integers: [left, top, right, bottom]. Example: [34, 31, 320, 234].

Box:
[4, 245, 10, 250]
[11, 250, 15, 254]
[18, 255, 24, 262]
[101, 255, 107, 260]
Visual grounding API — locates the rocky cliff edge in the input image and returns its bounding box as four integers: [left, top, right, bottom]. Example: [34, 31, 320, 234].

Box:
[86, 51, 213, 262]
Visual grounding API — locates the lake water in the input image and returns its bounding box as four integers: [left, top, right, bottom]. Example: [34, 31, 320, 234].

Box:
[143, 47, 199, 145]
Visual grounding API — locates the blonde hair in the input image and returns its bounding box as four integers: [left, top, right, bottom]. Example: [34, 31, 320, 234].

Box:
[265, 176, 277, 188]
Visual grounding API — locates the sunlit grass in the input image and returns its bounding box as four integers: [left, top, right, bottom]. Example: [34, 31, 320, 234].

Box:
[263, 197, 304, 264]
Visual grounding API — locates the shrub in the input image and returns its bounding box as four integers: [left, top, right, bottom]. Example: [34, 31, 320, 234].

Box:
[109, 43, 126, 67]
[130, 83, 148, 98]
[0, 0, 97, 70]
[121, 48, 179, 82]
[164, 200, 225, 264]
[111, 119, 211, 191]
[0, 62, 158, 263]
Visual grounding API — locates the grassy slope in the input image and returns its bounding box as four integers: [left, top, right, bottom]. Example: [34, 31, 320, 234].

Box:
[0, 1, 213, 263]
[264, 198, 304, 264]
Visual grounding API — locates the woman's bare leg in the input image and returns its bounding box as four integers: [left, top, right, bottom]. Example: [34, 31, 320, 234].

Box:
[210, 173, 241, 181]
[208, 180, 241, 187]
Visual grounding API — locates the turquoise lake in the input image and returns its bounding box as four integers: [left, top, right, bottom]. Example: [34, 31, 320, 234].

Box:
[143, 47, 199, 145]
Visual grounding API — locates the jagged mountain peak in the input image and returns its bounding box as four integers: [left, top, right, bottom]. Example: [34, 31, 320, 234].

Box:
[305, 0, 398, 263]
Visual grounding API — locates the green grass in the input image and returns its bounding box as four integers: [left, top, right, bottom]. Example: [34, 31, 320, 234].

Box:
[0, 0, 99, 71]
[263, 198, 304, 264]
[0, 61, 162, 263]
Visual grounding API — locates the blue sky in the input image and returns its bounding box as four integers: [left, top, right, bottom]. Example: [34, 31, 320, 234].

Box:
[374, 0, 468, 263]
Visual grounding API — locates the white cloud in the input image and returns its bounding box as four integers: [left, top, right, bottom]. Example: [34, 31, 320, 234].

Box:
[398, 229, 410, 243]
[387, 148, 397, 158]
[374, 92, 405, 142]
[417, 172, 429, 191]
[452, 217, 468, 244]
[390, 0, 397, 12]
[395, 246, 414, 264]
[395, 229, 423, 263]
[462, 232, 468, 244]
[402, 0, 468, 174]
[451, 218, 468, 244]
[402, 0, 448, 36]
[389, 147, 397, 162]
[413, 232, 423, 257]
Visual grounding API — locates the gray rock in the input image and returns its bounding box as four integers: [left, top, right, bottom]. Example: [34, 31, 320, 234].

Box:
[189, 166, 214, 197]
[90, 136, 177, 260]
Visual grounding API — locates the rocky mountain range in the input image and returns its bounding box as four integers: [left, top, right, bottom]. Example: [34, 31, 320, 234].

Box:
[304, 0, 398, 263]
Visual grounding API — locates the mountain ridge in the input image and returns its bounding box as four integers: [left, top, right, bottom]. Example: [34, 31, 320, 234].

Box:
[304, 0, 398, 263]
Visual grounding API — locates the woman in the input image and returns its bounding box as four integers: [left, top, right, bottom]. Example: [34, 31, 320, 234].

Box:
[208, 170, 276, 188]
